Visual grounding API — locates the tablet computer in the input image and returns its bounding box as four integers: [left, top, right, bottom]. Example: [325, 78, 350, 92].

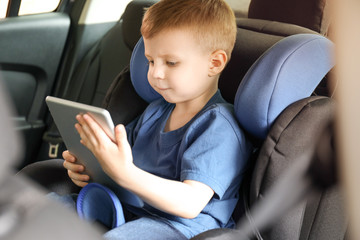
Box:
[45, 96, 144, 208]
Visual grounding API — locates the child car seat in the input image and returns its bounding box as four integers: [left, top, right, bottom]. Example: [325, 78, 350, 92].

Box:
[75, 33, 335, 237]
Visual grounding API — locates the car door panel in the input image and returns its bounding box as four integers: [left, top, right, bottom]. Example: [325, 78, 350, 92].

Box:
[0, 12, 70, 167]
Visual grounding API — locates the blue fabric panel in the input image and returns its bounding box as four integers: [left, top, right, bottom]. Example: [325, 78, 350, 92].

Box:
[77, 183, 125, 229]
[130, 37, 162, 103]
[234, 34, 334, 139]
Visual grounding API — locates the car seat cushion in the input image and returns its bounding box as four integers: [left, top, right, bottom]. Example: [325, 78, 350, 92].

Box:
[234, 34, 334, 140]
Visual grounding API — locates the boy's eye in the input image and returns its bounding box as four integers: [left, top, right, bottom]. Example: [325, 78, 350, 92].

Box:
[148, 60, 154, 65]
[166, 61, 177, 66]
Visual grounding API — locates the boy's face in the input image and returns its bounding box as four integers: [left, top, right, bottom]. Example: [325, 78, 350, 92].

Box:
[143, 29, 218, 105]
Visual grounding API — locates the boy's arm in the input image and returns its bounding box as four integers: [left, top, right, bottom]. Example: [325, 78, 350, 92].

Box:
[117, 167, 215, 219]
[75, 114, 214, 219]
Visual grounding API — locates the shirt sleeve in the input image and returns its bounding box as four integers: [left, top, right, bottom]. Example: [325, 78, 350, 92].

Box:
[180, 105, 251, 199]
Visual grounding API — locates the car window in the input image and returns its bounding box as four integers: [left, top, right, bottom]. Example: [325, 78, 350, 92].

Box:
[0, 0, 9, 18]
[225, 0, 250, 17]
[0, 0, 60, 19]
[19, 0, 60, 16]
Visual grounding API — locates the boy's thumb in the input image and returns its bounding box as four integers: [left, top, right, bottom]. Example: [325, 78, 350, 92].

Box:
[115, 124, 127, 143]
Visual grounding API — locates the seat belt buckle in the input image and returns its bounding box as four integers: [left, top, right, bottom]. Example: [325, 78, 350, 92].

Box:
[48, 143, 59, 158]
[43, 131, 63, 158]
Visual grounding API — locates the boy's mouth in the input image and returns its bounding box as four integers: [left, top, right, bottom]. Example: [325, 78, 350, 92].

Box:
[156, 86, 170, 91]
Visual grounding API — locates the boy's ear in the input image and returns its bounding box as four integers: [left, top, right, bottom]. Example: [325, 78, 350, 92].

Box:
[208, 50, 228, 77]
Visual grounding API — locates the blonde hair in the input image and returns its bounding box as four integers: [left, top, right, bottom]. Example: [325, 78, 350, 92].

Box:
[141, 0, 237, 61]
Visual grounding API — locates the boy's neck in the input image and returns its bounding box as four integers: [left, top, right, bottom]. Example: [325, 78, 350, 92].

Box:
[164, 87, 218, 132]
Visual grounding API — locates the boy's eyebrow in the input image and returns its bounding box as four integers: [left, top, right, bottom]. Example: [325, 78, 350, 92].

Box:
[162, 54, 180, 59]
[145, 53, 180, 59]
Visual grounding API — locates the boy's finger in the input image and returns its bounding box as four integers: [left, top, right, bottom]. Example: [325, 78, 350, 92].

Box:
[72, 179, 89, 188]
[75, 120, 97, 149]
[76, 114, 85, 125]
[82, 114, 110, 144]
[68, 170, 90, 182]
[62, 150, 76, 162]
[115, 124, 127, 144]
[63, 160, 85, 173]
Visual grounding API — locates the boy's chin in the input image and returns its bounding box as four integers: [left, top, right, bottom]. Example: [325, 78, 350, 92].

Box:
[156, 91, 174, 103]
[161, 95, 176, 103]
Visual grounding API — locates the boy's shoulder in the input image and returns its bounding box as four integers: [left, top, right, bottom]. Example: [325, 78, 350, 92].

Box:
[186, 102, 250, 154]
[195, 101, 237, 128]
[197, 90, 237, 124]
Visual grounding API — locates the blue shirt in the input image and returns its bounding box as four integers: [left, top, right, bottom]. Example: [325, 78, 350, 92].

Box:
[125, 91, 252, 238]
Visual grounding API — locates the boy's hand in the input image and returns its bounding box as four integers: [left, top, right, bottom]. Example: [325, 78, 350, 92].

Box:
[74, 114, 134, 182]
[62, 150, 90, 187]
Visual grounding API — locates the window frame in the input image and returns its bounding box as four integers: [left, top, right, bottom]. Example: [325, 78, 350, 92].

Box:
[6, 0, 21, 17]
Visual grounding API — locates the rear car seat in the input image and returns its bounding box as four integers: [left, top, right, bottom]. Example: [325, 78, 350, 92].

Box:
[247, 0, 331, 35]
[59, 0, 158, 108]
[39, 0, 159, 161]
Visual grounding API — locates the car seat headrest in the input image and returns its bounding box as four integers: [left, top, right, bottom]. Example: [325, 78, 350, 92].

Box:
[235, 34, 334, 140]
[219, 19, 318, 104]
[122, 0, 159, 51]
[130, 37, 161, 103]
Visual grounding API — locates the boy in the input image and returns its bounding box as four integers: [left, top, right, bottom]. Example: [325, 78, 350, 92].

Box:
[63, 0, 251, 239]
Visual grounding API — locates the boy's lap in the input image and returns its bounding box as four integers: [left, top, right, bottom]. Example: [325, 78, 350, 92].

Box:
[103, 216, 188, 240]
[48, 192, 187, 239]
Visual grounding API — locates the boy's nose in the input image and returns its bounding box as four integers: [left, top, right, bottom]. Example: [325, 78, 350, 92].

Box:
[151, 64, 165, 79]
